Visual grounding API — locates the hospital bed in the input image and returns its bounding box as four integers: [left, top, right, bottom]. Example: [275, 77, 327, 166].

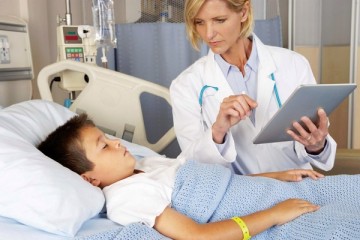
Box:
[1, 100, 360, 239]
[2, 75, 360, 240]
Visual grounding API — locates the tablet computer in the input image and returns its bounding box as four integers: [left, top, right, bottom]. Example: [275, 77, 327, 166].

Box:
[253, 83, 357, 144]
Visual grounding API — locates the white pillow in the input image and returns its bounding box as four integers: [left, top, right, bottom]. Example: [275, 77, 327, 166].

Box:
[0, 99, 161, 236]
[0, 100, 105, 237]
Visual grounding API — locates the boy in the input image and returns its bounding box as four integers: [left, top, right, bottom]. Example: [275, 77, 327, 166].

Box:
[38, 114, 360, 240]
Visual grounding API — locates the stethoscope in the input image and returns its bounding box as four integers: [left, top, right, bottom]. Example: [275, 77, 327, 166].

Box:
[198, 73, 282, 128]
[270, 73, 282, 108]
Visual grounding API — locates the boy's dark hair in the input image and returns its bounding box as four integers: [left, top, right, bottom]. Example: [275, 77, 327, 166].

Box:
[38, 113, 95, 175]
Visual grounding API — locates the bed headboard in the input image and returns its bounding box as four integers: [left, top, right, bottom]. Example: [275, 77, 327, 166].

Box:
[37, 60, 176, 154]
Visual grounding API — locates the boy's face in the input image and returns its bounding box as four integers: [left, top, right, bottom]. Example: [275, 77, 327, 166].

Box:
[80, 126, 136, 188]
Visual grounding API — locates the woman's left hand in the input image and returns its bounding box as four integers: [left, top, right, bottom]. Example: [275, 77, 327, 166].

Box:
[253, 169, 325, 182]
[287, 108, 328, 154]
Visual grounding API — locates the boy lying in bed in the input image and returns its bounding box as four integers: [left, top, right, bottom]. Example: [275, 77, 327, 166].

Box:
[38, 113, 360, 240]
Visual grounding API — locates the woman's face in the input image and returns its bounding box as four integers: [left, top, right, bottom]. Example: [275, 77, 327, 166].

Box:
[194, 0, 248, 55]
[80, 126, 136, 188]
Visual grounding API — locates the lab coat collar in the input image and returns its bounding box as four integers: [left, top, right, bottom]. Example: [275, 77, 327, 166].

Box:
[203, 50, 234, 103]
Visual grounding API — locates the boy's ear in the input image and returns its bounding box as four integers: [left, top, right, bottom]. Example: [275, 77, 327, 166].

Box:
[81, 173, 101, 187]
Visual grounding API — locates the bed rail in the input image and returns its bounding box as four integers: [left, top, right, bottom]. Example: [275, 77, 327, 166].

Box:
[37, 60, 176, 153]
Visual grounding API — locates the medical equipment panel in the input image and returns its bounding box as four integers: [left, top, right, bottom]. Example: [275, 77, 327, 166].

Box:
[57, 25, 84, 62]
[0, 16, 33, 81]
[56, 24, 98, 94]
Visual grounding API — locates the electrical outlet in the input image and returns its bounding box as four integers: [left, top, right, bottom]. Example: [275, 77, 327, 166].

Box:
[0, 35, 10, 64]
[84, 55, 97, 64]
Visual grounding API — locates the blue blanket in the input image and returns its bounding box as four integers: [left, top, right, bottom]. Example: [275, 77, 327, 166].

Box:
[83, 160, 360, 240]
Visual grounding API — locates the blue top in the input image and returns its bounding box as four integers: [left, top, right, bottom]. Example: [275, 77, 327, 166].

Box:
[214, 36, 259, 124]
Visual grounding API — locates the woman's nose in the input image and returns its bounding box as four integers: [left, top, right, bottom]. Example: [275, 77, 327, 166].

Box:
[205, 24, 216, 40]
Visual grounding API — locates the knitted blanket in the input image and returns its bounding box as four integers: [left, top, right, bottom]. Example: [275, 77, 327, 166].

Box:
[82, 160, 360, 239]
[171, 160, 360, 239]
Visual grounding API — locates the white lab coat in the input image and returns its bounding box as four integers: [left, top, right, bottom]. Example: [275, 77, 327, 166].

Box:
[170, 34, 336, 174]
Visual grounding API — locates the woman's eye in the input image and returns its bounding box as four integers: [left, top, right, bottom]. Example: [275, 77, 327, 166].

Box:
[194, 20, 203, 25]
[103, 144, 108, 149]
[215, 19, 226, 23]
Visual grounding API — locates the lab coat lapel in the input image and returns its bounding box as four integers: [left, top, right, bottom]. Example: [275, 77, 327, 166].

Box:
[203, 51, 233, 105]
[256, 68, 275, 128]
[254, 35, 277, 129]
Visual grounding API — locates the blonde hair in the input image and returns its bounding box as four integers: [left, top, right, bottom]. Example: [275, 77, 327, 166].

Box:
[184, 0, 254, 51]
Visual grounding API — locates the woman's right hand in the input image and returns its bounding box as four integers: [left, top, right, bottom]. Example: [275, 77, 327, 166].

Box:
[269, 199, 320, 226]
[212, 94, 257, 143]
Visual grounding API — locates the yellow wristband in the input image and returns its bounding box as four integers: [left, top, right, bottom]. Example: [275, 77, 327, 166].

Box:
[231, 217, 251, 240]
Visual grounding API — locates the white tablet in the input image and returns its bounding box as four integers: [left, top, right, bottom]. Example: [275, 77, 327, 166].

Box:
[253, 83, 357, 144]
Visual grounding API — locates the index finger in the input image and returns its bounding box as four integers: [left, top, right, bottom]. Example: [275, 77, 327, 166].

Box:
[317, 108, 329, 130]
[238, 94, 258, 109]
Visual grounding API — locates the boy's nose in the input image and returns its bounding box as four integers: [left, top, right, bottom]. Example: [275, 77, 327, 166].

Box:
[114, 141, 121, 148]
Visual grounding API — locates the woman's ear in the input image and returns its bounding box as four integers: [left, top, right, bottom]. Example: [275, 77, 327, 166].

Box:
[81, 173, 101, 187]
[240, 1, 250, 22]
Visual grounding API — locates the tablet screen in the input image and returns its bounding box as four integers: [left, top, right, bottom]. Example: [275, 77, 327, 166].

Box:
[253, 83, 357, 144]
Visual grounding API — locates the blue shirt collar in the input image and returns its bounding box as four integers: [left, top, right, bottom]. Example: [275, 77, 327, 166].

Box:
[215, 36, 258, 77]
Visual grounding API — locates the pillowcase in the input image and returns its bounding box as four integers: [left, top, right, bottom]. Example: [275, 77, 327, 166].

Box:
[0, 100, 105, 237]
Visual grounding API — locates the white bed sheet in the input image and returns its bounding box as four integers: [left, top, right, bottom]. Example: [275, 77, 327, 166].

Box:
[0, 215, 122, 240]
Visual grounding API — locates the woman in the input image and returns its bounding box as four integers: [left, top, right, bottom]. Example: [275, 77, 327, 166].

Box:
[170, 0, 337, 174]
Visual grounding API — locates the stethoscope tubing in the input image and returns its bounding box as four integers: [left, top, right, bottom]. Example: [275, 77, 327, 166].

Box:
[198, 85, 219, 107]
[271, 73, 282, 108]
[198, 73, 282, 108]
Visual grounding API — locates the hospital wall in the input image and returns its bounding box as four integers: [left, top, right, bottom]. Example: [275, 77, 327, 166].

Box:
[0, 0, 85, 104]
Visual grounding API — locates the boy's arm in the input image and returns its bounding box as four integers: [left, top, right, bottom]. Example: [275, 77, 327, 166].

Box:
[154, 199, 320, 240]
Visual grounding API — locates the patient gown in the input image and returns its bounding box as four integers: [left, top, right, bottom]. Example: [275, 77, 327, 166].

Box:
[85, 160, 360, 240]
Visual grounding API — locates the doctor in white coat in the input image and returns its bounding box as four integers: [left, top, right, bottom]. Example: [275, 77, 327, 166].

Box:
[170, 0, 337, 174]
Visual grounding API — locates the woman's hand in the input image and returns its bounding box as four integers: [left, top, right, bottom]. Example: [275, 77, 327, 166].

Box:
[252, 169, 324, 182]
[212, 94, 257, 144]
[287, 108, 329, 154]
[269, 199, 320, 226]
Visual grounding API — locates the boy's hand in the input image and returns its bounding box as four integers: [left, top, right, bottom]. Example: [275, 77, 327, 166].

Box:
[269, 198, 320, 225]
[252, 169, 324, 182]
